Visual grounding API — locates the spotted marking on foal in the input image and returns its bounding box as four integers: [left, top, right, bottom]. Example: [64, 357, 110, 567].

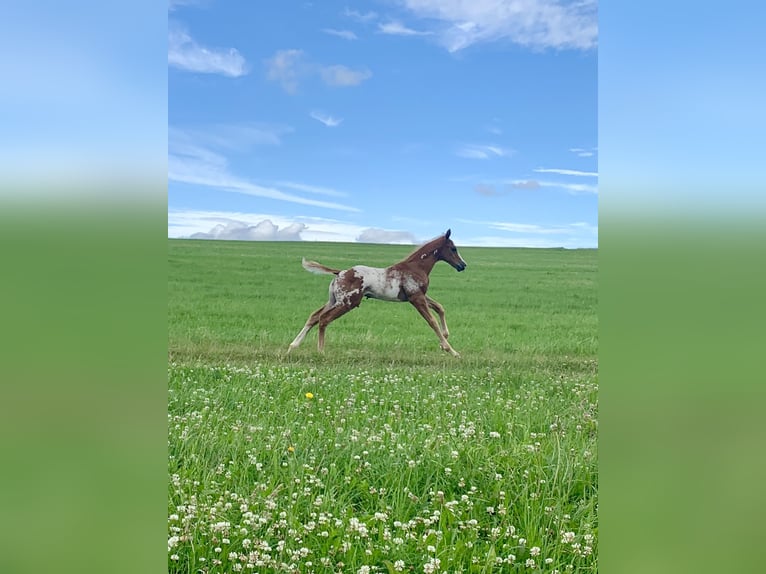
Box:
[339, 265, 423, 303]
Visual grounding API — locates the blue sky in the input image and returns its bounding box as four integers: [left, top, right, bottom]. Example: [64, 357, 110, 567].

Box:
[168, 0, 598, 248]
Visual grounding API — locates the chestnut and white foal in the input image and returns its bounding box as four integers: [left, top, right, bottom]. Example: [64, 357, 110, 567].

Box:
[287, 229, 467, 356]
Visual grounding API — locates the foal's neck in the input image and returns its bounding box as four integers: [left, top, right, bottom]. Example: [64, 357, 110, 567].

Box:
[402, 244, 440, 275]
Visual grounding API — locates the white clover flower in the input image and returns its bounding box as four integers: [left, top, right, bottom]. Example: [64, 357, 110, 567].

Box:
[561, 531, 576, 544]
[357, 566, 370, 574]
[545, 558, 554, 564]
[489, 431, 501, 438]
[170, 554, 179, 561]
[530, 546, 540, 556]
[394, 559, 405, 571]
[525, 558, 536, 568]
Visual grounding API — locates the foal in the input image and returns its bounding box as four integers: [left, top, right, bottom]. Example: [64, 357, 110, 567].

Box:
[287, 229, 467, 357]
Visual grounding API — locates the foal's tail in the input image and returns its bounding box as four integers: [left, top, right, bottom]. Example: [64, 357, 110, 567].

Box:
[301, 257, 342, 275]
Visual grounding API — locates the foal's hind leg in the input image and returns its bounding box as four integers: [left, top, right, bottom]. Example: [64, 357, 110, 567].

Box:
[426, 295, 449, 339]
[288, 304, 327, 352]
[317, 296, 361, 352]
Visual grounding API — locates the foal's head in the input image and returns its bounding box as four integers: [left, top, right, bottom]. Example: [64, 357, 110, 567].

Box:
[437, 229, 467, 272]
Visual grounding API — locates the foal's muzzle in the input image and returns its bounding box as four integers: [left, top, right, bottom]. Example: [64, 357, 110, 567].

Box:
[454, 261, 467, 272]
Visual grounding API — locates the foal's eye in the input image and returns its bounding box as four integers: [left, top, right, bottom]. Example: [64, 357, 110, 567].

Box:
[450, 247, 457, 253]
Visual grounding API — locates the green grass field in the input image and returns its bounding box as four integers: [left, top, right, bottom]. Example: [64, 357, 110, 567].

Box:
[168, 239, 597, 573]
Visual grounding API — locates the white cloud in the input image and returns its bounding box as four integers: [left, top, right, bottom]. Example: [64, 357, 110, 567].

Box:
[323, 28, 358, 40]
[265, 51, 371, 92]
[276, 181, 348, 198]
[399, 0, 597, 52]
[173, 123, 291, 152]
[189, 219, 307, 241]
[342, 8, 378, 22]
[475, 183, 500, 196]
[378, 21, 432, 36]
[265, 49, 306, 94]
[570, 147, 597, 157]
[169, 210, 420, 244]
[456, 144, 513, 159]
[356, 228, 418, 244]
[320, 65, 372, 87]
[509, 179, 541, 190]
[457, 218, 598, 248]
[310, 110, 343, 127]
[168, 25, 247, 77]
[534, 168, 598, 177]
[169, 127, 361, 212]
[464, 235, 594, 248]
[536, 180, 598, 194]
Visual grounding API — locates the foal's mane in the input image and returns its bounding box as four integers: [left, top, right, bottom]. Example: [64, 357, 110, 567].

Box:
[403, 233, 445, 263]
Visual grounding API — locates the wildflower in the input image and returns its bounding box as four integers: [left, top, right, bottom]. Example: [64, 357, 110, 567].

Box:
[530, 546, 540, 556]
[561, 531, 576, 544]
[288, 446, 295, 453]
[525, 558, 536, 568]
[357, 566, 371, 574]
[170, 554, 179, 561]
[305, 392, 314, 399]
[394, 560, 405, 571]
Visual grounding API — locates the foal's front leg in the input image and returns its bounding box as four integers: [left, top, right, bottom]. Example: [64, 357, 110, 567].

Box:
[426, 295, 449, 339]
[409, 293, 460, 357]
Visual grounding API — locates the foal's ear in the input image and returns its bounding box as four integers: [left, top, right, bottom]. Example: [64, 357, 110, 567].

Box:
[445, 228, 451, 239]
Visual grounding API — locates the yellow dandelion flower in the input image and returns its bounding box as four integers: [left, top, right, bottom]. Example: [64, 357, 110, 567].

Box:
[305, 392, 314, 399]
[287, 446, 295, 453]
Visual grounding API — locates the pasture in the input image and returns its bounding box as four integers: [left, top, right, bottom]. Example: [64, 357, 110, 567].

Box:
[168, 239, 598, 573]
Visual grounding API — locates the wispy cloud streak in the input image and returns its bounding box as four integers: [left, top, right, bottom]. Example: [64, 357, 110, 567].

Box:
[310, 111, 343, 127]
[456, 144, 513, 159]
[378, 21, 432, 36]
[399, 0, 597, 52]
[168, 25, 247, 77]
[169, 128, 360, 212]
[534, 168, 598, 177]
[322, 28, 358, 40]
